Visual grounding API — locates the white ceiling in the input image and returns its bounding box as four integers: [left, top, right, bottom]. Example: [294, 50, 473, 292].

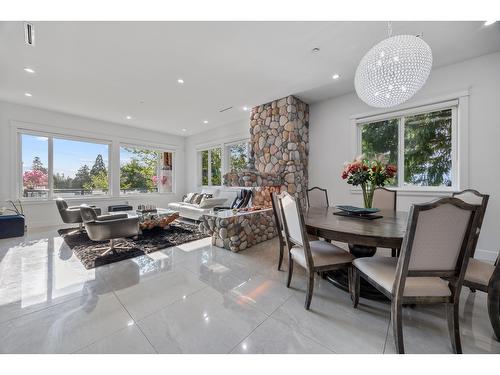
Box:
[1, 21, 499, 136]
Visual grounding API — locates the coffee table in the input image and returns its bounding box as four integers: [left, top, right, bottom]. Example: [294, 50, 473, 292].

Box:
[126, 208, 180, 231]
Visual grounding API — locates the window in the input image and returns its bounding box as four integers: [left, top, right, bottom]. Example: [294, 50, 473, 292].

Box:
[120, 145, 174, 194]
[225, 141, 250, 173]
[200, 147, 222, 186]
[21, 134, 49, 198]
[358, 103, 457, 190]
[20, 132, 110, 199]
[53, 138, 109, 197]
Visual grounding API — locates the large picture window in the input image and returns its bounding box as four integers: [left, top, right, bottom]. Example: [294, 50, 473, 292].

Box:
[17, 129, 175, 200]
[225, 141, 249, 173]
[358, 104, 456, 190]
[120, 145, 173, 194]
[20, 132, 110, 199]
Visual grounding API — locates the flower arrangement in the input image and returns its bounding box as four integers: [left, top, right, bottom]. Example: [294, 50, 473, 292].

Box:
[23, 170, 48, 189]
[341, 155, 397, 208]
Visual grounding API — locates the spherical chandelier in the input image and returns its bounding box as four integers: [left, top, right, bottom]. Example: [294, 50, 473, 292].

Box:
[355, 24, 433, 108]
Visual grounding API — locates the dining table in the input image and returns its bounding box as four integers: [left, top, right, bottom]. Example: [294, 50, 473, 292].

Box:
[304, 207, 408, 300]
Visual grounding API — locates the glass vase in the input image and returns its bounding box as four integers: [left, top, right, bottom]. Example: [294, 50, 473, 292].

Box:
[361, 183, 375, 209]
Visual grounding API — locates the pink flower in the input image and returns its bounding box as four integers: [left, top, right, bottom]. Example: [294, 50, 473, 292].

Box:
[23, 170, 48, 189]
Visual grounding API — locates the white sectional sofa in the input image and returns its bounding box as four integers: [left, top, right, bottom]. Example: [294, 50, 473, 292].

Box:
[168, 187, 239, 221]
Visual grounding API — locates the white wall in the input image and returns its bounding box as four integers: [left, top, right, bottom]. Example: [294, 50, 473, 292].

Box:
[0, 101, 185, 229]
[309, 51, 500, 261]
[184, 118, 249, 192]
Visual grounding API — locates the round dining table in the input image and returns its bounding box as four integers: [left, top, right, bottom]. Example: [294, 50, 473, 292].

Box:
[304, 207, 408, 299]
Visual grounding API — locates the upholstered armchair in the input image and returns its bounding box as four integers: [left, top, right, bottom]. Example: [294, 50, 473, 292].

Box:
[56, 198, 101, 234]
[80, 205, 139, 256]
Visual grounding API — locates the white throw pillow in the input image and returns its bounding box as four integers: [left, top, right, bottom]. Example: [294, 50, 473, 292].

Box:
[183, 193, 195, 203]
[198, 197, 227, 208]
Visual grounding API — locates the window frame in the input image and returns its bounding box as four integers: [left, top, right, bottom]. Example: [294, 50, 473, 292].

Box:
[224, 139, 251, 174]
[197, 137, 250, 188]
[11, 121, 178, 202]
[352, 92, 469, 194]
[16, 129, 112, 201]
[118, 142, 176, 196]
[198, 146, 223, 187]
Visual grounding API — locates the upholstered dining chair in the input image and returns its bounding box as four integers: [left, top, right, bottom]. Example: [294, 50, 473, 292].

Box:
[271, 192, 287, 271]
[351, 197, 481, 354]
[451, 190, 498, 340]
[306, 186, 329, 208]
[277, 191, 354, 310]
[373, 187, 398, 257]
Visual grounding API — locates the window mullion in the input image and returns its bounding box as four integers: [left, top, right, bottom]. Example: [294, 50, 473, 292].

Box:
[398, 117, 405, 188]
[48, 137, 54, 200]
[208, 149, 212, 186]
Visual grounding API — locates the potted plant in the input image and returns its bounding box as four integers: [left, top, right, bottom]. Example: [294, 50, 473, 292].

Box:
[341, 155, 397, 208]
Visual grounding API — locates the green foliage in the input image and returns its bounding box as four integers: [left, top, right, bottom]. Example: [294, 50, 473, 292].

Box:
[211, 148, 222, 186]
[229, 142, 249, 172]
[90, 154, 107, 177]
[361, 109, 452, 187]
[120, 148, 160, 192]
[72, 164, 92, 189]
[32, 156, 47, 173]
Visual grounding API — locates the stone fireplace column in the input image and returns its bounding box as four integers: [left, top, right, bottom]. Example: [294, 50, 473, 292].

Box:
[250, 95, 309, 206]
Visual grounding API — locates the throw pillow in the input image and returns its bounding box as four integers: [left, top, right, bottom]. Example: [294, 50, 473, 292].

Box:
[183, 192, 195, 203]
[199, 197, 227, 208]
[193, 193, 204, 205]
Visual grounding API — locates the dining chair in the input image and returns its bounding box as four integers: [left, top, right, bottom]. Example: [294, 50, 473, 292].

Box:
[452, 189, 489, 258]
[373, 187, 398, 257]
[351, 197, 481, 353]
[277, 191, 354, 310]
[271, 192, 287, 271]
[463, 250, 500, 341]
[306, 186, 329, 208]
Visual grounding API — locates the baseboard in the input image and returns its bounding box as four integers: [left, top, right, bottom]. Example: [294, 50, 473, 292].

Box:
[475, 248, 498, 263]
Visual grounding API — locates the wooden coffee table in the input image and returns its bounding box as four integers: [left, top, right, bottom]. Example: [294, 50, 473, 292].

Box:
[126, 208, 180, 231]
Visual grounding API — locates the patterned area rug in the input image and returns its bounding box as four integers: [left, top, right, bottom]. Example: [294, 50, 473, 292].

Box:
[58, 221, 209, 269]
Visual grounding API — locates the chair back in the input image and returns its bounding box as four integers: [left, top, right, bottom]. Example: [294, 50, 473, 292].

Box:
[271, 192, 284, 234]
[306, 187, 329, 208]
[373, 187, 397, 211]
[277, 191, 314, 269]
[80, 205, 98, 223]
[55, 198, 68, 212]
[395, 198, 481, 296]
[452, 189, 489, 258]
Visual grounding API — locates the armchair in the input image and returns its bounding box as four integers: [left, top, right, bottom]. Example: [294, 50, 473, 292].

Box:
[80, 205, 139, 256]
[56, 198, 101, 234]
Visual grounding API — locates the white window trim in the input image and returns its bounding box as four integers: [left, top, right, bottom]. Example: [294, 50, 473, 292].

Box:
[118, 142, 176, 196]
[10, 120, 177, 201]
[350, 91, 469, 195]
[196, 137, 250, 188]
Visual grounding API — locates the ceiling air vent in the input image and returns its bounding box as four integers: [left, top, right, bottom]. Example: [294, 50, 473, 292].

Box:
[219, 106, 233, 113]
[24, 22, 35, 46]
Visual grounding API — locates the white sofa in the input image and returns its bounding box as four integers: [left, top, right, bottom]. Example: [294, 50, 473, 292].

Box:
[168, 188, 238, 221]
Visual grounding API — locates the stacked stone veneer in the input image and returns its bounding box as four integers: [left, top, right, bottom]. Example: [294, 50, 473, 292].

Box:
[223, 95, 310, 206]
[200, 209, 276, 252]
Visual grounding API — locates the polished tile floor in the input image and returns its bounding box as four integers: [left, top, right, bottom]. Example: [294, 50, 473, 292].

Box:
[0, 227, 499, 354]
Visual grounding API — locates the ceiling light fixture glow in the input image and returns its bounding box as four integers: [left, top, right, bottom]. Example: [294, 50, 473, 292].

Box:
[181, 128, 187, 132]
[332, 73, 340, 80]
[126, 115, 132, 120]
[484, 21, 496, 26]
[203, 120, 208, 124]
[24, 67, 35, 74]
[243, 106, 249, 111]
[24, 92, 32, 97]
[177, 78, 184, 84]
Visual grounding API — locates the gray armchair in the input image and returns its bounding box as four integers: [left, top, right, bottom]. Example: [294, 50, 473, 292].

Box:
[80, 205, 139, 256]
[56, 198, 101, 234]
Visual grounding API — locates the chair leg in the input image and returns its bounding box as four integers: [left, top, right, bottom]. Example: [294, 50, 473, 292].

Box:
[446, 301, 462, 354]
[352, 267, 360, 308]
[277, 238, 284, 271]
[286, 256, 294, 288]
[305, 270, 315, 310]
[391, 248, 397, 257]
[487, 284, 500, 341]
[391, 300, 404, 354]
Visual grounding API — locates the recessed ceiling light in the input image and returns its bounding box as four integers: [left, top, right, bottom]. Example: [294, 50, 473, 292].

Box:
[484, 21, 496, 26]
[177, 78, 184, 84]
[181, 128, 187, 132]
[126, 115, 132, 120]
[332, 74, 340, 80]
[312, 47, 320, 53]
[24, 67, 35, 74]
[243, 106, 249, 111]
[24, 92, 32, 97]
[203, 120, 208, 124]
